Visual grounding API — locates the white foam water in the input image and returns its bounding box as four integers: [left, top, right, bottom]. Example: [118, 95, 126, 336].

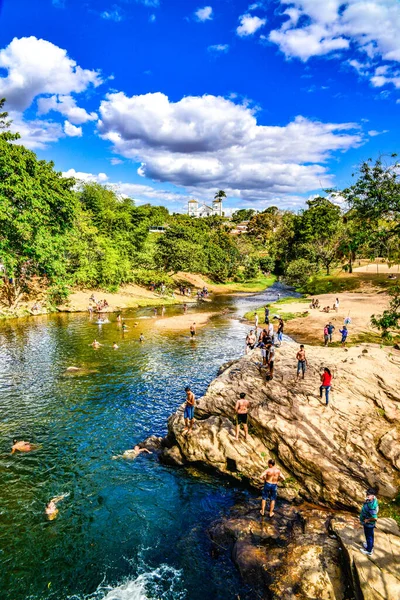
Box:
[83, 565, 186, 600]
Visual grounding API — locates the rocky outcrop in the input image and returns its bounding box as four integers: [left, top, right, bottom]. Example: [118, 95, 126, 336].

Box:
[209, 501, 400, 600]
[332, 516, 400, 600]
[162, 343, 400, 509]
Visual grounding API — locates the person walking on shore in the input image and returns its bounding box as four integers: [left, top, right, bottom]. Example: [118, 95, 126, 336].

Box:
[320, 367, 332, 405]
[235, 392, 250, 441]
[183, 386, 196, 434]
[260, 459, 285, 518]
[190, 322, 196, 338]
[296, 345, 307, 380]
[335, 297, 339, 312]
[359, 488, 379, 556]
[254, 312, 259, 332]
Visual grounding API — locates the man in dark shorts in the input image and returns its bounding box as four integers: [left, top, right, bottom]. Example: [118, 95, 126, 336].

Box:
[235, 392, 249, 441]
[183, 386, 195, 434]
[260, 459, 285, 517]
[190, 323, 196, 337]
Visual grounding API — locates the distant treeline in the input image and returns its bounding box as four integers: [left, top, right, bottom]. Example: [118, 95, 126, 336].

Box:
[1, 97, 399, 308]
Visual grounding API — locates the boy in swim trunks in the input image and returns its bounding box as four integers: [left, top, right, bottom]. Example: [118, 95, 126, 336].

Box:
[183, 386, 196, 434]
[11, 439, 33, 454]
[190, 323, 196, 338]
[235, 392, 250, 441]
[260, 459, 285, 517]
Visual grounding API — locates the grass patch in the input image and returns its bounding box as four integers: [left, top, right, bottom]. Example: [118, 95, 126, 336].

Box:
[244, 297, 309, 322]
[380, 492, 400, 527]
[208, 273, 277, 293]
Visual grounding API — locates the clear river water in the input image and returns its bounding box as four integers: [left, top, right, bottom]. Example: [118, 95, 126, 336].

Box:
[0, 284, 293, 600]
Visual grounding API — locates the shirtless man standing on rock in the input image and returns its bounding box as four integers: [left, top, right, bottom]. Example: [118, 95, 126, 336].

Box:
[260, 459, 285, 517]
[183, 386, 196, 434]
[235, 392, 250, 441]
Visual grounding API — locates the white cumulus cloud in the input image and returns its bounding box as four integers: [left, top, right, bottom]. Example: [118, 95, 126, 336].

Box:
[63, 169, 109, 183]
[8, 111, 64, 150]
[0, 36, 103, 111]
[237, 14, 266, 37]
[269, 1, 400, 89]
[195, 6, 213, 22]
[97, 92, 363, 204]
[64, 120, 83, 137]
[37, 94, 98, 124]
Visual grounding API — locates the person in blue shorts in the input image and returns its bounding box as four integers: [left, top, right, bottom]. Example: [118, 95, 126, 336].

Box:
[260, 459, 285, 517]
[183, 386, 196, 434]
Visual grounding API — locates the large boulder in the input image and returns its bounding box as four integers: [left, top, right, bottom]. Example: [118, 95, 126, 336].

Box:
[163, 343, 400, 509]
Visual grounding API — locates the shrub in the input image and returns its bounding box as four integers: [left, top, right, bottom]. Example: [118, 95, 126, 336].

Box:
[285, 258, 317, 287]
[47, 282, 70, 306]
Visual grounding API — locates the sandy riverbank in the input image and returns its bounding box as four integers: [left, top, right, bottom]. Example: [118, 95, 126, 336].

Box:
[153, 311, 220, 331]
[265, 291, 390, 345]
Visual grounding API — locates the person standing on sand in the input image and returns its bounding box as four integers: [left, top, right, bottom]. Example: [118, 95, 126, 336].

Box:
[339, 325, 348, 346]
[296, 345, 307, 379]
[327, 322, 335, 344]
[323, 325, 329, 346]
[190, 323, 196, 338]
[359, 488, 379, 556]
[260, 459, 285, 517]
[335, 298, 339, 312]
[320, 367, 332, 405]
[183, 386, 196, 434]
[235, 392, 249, 441]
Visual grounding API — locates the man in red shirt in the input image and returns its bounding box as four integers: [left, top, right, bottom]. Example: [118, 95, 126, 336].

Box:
[320, 368, 332, 405]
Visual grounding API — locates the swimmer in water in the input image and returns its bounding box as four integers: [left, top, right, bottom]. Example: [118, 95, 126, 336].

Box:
[139, 333, 144, 342]
[112, 342, 119, 349]
[91, 339, 102, 348]
[122, 322, 128, 331]
[45, 494, 69, 520]
[112, 445, 153, 460]
[11, 439, 34, 454]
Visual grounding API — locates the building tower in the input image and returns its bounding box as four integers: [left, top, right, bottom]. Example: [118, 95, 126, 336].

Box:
[188, 199, 198, 217]
[212, 198, 223, 217]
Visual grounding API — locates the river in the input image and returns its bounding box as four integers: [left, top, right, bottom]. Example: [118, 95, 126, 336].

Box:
[0, 284, 293, 600]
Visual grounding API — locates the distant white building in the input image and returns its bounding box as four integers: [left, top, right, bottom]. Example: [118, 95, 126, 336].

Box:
[188, 198, 223, 218]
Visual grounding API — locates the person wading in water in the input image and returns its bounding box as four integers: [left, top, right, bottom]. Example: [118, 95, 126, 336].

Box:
[260, 459, 285, 518]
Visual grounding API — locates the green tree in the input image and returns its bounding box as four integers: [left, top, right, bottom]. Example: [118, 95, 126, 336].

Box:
[232, 208, 256, 223]
[214, 189, 227, 201]
[371, 285, 400, 340]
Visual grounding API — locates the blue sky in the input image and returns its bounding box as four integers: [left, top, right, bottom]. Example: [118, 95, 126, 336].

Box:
[0, 0, 399, 213]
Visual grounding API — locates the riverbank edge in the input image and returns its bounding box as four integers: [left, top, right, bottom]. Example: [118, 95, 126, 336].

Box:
[0, 273, 276, 321]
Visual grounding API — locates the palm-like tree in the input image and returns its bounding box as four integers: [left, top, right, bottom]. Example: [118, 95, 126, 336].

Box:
[214, 190, 226, 201]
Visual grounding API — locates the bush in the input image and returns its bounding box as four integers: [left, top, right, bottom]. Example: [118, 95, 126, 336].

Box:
[243, 258, 260, 280]
[133, 269, 174, 288]
[285, 258, 317, 287]
[47, 282, 70, 306]
[259, 256, 275, 273]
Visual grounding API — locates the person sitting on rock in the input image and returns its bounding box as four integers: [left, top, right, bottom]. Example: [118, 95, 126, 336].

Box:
[235, 392, 250, 442]
[260, 459, 285, 518]
[359, 488, 379, 556]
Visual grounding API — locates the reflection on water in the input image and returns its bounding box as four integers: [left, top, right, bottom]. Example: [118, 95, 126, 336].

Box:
[0, 283, 292, 600]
